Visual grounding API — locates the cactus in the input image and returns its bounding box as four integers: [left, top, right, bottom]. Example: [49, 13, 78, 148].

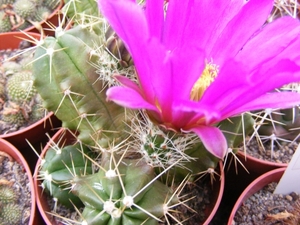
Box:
[1, 101, 26, 127]
[13, 0, 36, 20]
[0, 203, 23, 225]
[0, 45, 46, 133]
[0, 11, 12, 33]
[0, 183, 23, 225]
[73, 152, 179, 225]
[38, 143, 94, 208]
[33, 1, 225, 224]
[0, 184, 19, 204]
[0, 0, 60, 32]
[6, 71, 36, 102]
[33, 25, 131, 147]
[253, 107, 300, 142]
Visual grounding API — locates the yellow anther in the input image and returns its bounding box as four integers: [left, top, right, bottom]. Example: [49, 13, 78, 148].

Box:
[190, 61, 219, 101]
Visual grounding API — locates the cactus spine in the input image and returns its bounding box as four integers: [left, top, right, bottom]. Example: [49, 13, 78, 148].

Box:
[33, 2, 226, 224]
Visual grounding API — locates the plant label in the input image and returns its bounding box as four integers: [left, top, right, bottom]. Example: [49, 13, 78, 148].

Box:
[274, 143, 300, 194]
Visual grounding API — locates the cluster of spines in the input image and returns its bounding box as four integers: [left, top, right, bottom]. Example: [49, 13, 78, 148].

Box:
[0, 0, 60, 33]
[0, 47, 44, 128]
[0, 183, 23, 225]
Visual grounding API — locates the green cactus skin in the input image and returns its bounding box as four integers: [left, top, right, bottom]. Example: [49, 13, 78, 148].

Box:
[1, 101, 26, 126]
[0, 182, 22, 225]
[219, 113, 255, 150]
[0, 184, 19, 204]
[6, 71, 36, 102]
[13, 0, 36, 20]
[33, 25, 130, 147]
[34, 6, 51, 20]
[39, 143, 94, 208]
[44, 0, 60, 10]
[71, 153, 178, 225]
[0, 203, 23, 225]
[256, 107, 300, 141]
[1, 61, 22, 75]
[105, 26, 133, 68]
[0, 11, 12, 33]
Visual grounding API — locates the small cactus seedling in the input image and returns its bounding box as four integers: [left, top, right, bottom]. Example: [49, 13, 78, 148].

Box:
[0, 40, 46, 134]
[0, 202, 23, 225]
[0, 0, 60, 32]
[0, 181, 22, 225]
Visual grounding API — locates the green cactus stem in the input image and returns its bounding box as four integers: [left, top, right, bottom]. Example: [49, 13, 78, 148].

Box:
[105, 26, 133, 68]
[33, 25, 131, 147]
[255, 107, 300, 141]
[1, 101, 26, 127]
[0, 182, 22, 225]
[0, 203, 23, 225]
[130, 114, 219, 183]
[0, 183, 19, 204]
[218, 113, 255, 151]
[39, 143, 94, 208]
[6, 71, 36, 102]
[71, 153, 178, 225]
[13, 0, 36, 20]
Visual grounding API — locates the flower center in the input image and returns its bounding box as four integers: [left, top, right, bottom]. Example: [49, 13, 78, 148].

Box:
[190, 61, 219, 101]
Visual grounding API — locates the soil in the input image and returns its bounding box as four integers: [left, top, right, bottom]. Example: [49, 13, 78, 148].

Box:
[240, 137, 297, 164]
[233, 182, 300, 225]
[0, 152, 32, 224]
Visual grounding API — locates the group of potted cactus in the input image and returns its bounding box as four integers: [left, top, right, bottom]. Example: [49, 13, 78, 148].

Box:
[1, 0, 300, 224]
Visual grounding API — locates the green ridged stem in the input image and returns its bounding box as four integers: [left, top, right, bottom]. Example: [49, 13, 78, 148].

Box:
[40, 143, 94, 208]
[72, 153, 177, 225]
[256, 107, 300, 141]
[33, 25, 130, 147]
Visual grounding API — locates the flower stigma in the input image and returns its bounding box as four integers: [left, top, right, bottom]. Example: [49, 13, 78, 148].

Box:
[190, 60, 219, 101]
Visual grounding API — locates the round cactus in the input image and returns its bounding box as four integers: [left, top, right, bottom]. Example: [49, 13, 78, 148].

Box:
[13, 0, 36, 20]
[0, 11, 12, 33]
[0, 203, 23, 225]
[43, 0, 60, 10]
[1, 101, 26, 126]
[0, 185, 19, 204]
[34, 6, 52, 21]
[6, 71, 36, 102]
[1, 61, 22, 75]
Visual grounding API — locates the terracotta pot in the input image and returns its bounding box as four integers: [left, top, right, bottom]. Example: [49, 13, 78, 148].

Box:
[34, 128, 225, 225]
[237, 150, 287, 175]
[227, 167, 286, 225]
[19, 0, 63, 37]
[0, 138, 42, 225]
[0, 32, 62, 170]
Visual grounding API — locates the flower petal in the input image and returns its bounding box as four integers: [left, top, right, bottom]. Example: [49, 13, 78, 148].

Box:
[201, 58, 300, 116]
[229, 92, 300, 116]
[106, 86, 157, 111]
[189, 126, 227, 159]
[210, 0, 273, 65]
[145, 0, 164, 40]
[98, 0, 148, 53]
[164, 0, 245, 52]
[236, 16, 300, 69]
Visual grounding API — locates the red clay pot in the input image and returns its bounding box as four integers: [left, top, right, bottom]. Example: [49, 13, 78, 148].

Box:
[0, 138, 42, 225]
[34, 128, 225, 225]
[227, 167, 286, 225]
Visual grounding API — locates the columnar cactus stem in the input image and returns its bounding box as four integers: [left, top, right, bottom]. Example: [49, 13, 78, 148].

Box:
[33, 25, 131, 147]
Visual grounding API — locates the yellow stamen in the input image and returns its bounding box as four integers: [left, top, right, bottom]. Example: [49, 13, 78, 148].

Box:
[190, 61, 219, 101]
